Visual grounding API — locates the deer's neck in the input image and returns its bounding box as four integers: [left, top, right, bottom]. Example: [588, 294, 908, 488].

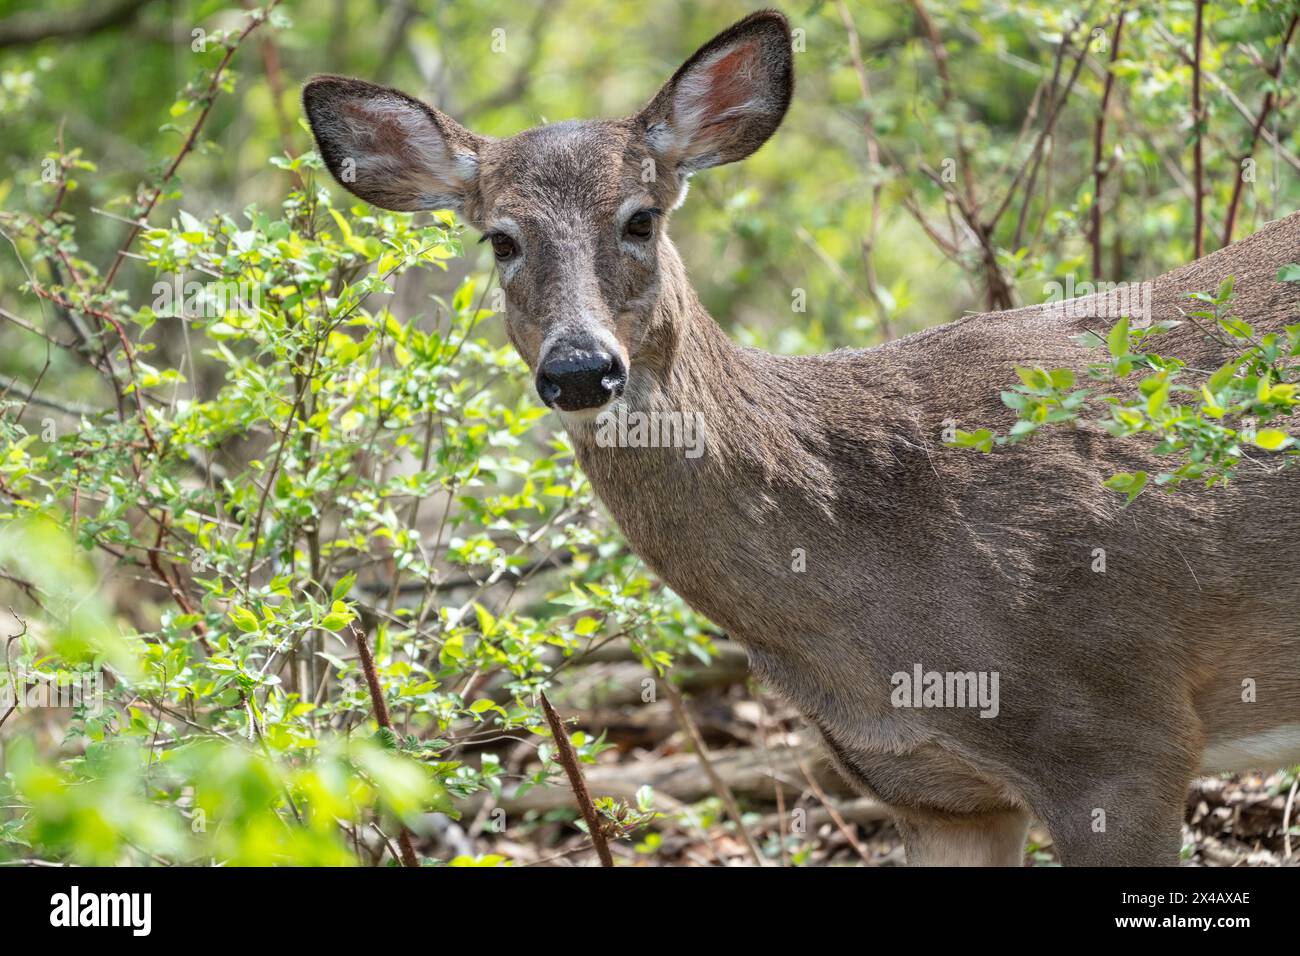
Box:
[564, 246, 891, 637]
[569, 253, 834, 507]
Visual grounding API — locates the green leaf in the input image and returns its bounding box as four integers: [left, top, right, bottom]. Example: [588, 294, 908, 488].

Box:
[1219, 316, 1254, 340]
[320, 601, 355, 631]
[473, 602, 497, 637]
[229, 606, 260, 633]
[1048, 369, 1075, 390]
[1014, 366, 1051, 390]
[1253, 428, 1292, 451]
[1207, 359, 1238, 393]
[1103, 471, 1148, 503]
[1146, 381, 1169, 416]
[1008, 420, 1038, 439]
[331, 572, 357, 603]
[947, 428, 994, 453]
[1107, 317, 1129, 359]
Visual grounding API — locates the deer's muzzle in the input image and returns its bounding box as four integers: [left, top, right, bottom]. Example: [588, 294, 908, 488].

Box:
[536, 346, 626, 412]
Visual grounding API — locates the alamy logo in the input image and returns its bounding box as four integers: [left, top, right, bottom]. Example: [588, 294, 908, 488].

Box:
[594, 405, 706, 459]
[1, 669, 103, 712]
[152, 274, 261, 320]
[49, 886, 152, 936]
[1042, 274, 1153, 322]
[890, 663, 1000, 718]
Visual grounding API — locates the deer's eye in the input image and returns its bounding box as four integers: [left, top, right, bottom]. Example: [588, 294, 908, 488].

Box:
[489, 233, 517, 260]
[625, 209, 656, 241]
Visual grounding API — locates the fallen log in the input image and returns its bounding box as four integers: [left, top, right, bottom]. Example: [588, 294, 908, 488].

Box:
[549, 643, 751, 710]
[466, 743, 869, 817]
[755, 797, 892, 832]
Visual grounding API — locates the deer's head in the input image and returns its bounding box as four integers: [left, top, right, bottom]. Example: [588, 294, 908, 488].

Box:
[303, 10, 793, 419]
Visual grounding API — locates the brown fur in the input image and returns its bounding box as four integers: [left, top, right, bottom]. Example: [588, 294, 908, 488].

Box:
[304, 10, 1300, 866]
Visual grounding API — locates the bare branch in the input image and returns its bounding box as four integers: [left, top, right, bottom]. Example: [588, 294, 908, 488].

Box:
[1191, 0, 1206, 258]
[351, 623, 420, 868]
[539, 690, 614, 867]
[1091, 7, 1127, 279]
[1223, 14, 1299, 245]
[0, 0, 163, 50]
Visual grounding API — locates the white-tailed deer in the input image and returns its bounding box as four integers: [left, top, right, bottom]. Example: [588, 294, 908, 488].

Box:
[304, 10, 1300, 865]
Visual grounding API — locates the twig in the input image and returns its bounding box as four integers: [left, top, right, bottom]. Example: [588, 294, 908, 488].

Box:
[997, 22, 1092, 244]
[0, 0, 159, 49]
[461, 3, 558, 118]
[538, 690, 613, 867]
[749, 685, 789, 867]
[836, 0, 893, 340]
[906, 0, 1018, 310]
[1, 608, 28, 733]
[1191, 0, 1206, 258]
[100, 1, 280, 289]
[1154, 21, 1300, 175]
[791, 748, 873, 865]
[665, 681, 764, 866]
[239, 0, 305, 191]
[907, 0, 977, 211]
[1222, 14, 1299, 245]
[1284, 772, 1298, 860]
[1091, 7, 1127, 279]
[350, 623, 420, 867]
[0, 372, 100, 417]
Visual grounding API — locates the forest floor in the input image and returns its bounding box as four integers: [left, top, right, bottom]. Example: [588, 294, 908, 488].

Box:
[457, 642, 1300, 867]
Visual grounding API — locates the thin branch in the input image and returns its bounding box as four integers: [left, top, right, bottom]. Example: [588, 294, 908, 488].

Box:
[1154, 21, 1300, 175]
[907, 0, 978, 211]
[460, 2, 558, 118]
[538, 690, 613, 867]
[666, 681, 764, 866]
[992, 22, 1091, 238]
[0, 372, 101, 417]
[1222, 14, 1299, 245]
[836, 0, 894, 340]
[1, 609, 28, 733]
[0, 0, 162, 50]
[100, 1, 280, 289]
[1091, 7, 1127, 279]
[350, 623, 420, 867]
[791, 747, 873, 865]
[239, 0, 305, 191]
[1191, 0, 1206, 258]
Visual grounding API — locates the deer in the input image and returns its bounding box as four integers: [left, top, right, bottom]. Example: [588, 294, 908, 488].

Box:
[303, 9, 1300, 865]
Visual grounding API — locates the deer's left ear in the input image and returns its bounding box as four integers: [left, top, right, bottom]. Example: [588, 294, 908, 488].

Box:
[636, 10, 793, 179]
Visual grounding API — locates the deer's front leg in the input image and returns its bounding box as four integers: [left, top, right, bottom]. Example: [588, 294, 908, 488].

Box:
[895, 809, 1031, 866]
[813, 721, 1031, 865]
[1032, 777, 1189, 866]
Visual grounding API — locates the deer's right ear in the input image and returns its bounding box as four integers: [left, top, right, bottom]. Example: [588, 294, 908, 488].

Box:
[636, 10, 793, 188]
[302, 76, 484, 215]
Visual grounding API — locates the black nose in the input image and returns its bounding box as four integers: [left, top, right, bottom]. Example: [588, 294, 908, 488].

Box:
[536, 348, 625, 411]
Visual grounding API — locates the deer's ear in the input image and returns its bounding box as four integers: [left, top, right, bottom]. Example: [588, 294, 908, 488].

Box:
[637, 10, 793, 178]
[302, 76, 484, 215]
